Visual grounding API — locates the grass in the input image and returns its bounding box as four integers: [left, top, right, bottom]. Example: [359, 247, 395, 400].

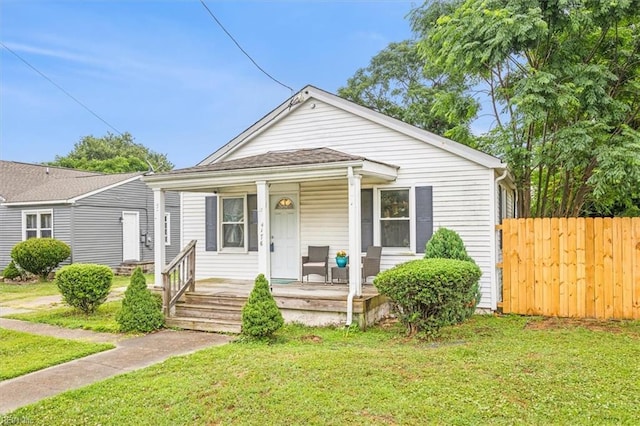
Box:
[0, 328, 114, 381]
[0, 273, 153, 305]
[4, 301, 124, 333]
[4, 315, 640, 425]
[0, 281, 59, 303]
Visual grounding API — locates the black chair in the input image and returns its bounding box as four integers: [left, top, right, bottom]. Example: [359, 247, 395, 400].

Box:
[362, 246, 382, 283]
[301, 246, 329, 283]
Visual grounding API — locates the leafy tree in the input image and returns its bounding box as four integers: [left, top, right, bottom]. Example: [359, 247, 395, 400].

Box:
[48, 132, 173, 173]
[416, 0, 640, 217]
[338, 38, 479, 147]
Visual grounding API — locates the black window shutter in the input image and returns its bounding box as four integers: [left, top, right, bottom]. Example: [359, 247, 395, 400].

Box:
[247, 194, 258, 252]
[415, 186, 433, 254]
[205, 196, 217, 251]
[361, 189, 373, 252]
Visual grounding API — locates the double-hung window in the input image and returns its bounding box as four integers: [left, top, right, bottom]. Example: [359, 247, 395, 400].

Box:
[23, 210, 53, 239]
[221, 197, 245, 249]
[379, 189, 410, 248]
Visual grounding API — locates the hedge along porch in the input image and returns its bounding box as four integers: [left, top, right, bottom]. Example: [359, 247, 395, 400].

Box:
[144, 85, 513, 329]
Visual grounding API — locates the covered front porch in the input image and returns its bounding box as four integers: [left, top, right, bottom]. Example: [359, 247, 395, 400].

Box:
[159, 277, 390, 333]
[144, 148, 398, 330]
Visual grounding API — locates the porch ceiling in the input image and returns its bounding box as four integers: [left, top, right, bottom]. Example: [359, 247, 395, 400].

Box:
[144, 147, 398, 191]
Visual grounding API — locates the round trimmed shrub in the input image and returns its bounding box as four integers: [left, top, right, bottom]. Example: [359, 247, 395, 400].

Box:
[56, 264, 113, 314]
[241, 274, 284, 338]
[2, 260, 23, 280]
[116, 267, 164, 333]
[425, 228, 474, 262]
[11, 238, 71, 281]
[374, 258, 481, 337]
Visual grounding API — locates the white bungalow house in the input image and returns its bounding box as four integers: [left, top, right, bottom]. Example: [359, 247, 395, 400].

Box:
[144, 85, 515, 329]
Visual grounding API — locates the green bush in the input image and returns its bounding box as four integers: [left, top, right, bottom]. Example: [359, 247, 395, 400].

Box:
[425, 228, 474, 262]
[116, 267, 164, 333]
[374, 258, 481, 337]
[11, 238, 71, 281]
[56, 264, 113, 314]
[241, 274, 284, 338]
[2, 260, 23, 280]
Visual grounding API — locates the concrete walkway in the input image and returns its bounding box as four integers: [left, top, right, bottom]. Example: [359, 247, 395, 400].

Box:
[0, 319, 233, 415]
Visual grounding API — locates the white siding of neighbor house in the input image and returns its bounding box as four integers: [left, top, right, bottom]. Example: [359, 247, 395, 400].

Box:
[181, 99, 500, 308]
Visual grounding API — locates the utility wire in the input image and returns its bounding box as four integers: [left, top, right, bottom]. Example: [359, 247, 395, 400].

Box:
[199, 0, 294, 94]
[0, 41, 123, 135]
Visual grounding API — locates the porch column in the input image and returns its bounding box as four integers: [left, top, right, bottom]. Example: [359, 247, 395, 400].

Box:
[256, 181, 271, 280]
[347, 168, 362, 296]
[153, 188, 166, 288]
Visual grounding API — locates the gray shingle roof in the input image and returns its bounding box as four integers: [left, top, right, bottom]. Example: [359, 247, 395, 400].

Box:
[161, 147, 394, 176]
[0, 161, 142, 203]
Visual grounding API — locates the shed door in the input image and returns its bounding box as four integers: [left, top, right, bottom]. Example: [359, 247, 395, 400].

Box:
[270, 195, 298, 279]
[122, 211, 140, 261]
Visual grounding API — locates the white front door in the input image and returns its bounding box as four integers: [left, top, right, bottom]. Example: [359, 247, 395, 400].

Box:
[122, 211, 140, 261]
[270, 194, 298, 279]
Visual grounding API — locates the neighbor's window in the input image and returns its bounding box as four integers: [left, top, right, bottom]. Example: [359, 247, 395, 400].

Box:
[221, 197, 245, 248]
[380, 189, 410, 248]
[164, 212, 171, 246]
[23, 210, 53, 239]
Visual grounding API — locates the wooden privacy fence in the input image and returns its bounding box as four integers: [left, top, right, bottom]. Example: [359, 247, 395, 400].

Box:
[501, 217, 640, 320]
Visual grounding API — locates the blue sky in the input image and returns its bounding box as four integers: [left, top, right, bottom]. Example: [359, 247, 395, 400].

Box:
[0, 0, 415, 169]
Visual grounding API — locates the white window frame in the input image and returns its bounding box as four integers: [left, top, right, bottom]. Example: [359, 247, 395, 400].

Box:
[374, 186, 415, 253]
[22, 209, 54, 240]
[219, 195, 247, 252]
[164, 212, 171, 246]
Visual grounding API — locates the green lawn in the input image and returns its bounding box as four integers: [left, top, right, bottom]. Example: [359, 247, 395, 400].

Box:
[4, 301, 124, 333]
[4, 315, 639, 425]
[0, 273, 153, 308]
[0, 281, 59, 303]
[0, 328, 114, 380]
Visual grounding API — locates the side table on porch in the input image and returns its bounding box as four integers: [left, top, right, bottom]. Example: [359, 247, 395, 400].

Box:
[331, 266, 349, 284]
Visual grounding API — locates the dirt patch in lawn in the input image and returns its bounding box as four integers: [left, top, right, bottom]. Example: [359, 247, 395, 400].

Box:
[525, 317, 635, 334]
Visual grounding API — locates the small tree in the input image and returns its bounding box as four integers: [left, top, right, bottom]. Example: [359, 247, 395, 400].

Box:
[425, 228, 474, 262]
[11, 238, 71, 281]
[116, 267, 164, 333]
[241, 274, 284, 338]
[56, 264, 113, 314]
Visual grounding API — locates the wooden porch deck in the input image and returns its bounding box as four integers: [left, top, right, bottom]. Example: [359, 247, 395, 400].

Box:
[161, 278, 390, 334]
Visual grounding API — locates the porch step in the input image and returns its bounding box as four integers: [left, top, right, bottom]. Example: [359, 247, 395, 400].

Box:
[183, 293, 247, 308]
[174, 302, 242, 321]
[165, 316, 241, 334]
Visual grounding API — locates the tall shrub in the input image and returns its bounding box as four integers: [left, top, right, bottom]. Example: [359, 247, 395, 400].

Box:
[56, 264, 113, 314]
[11, 238, 71, 281]
[241, 274, 284, 338]
[116, 267, 164, 333]
[374, 258, 481, 337]
[424, 228, 474, 262]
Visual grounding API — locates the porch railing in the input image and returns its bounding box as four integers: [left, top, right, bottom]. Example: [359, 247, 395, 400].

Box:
[162, 240, 197, 316]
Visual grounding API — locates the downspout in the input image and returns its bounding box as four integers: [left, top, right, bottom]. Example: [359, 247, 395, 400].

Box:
[345, 166, 356, 327]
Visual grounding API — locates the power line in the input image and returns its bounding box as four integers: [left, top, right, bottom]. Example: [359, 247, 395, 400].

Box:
[0, 41, 123, 135]
[198, 0, 294, 94]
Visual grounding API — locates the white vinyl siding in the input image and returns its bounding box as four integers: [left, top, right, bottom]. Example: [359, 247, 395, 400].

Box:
[218, 100, 495, 307]
[181, 192, 258, 280]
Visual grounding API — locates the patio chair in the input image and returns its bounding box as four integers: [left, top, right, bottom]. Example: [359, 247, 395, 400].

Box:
[302, 246, 329, 283]
[362, 246, 382, 283]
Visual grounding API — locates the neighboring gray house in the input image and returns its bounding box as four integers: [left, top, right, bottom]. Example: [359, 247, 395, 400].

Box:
[0, 160, 180, 270]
